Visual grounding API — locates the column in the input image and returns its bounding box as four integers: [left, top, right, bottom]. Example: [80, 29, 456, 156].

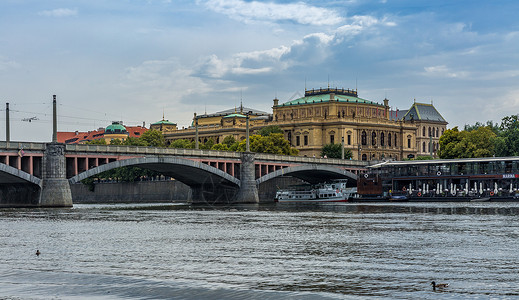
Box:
[39, 143, 73, 207]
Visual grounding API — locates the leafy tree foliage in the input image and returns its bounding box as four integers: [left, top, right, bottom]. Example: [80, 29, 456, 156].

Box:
[140, 129, 165, 147]
[320, 143, 353, 159]
[257, 125, 283, 137]
[439, 126, 496, 158]
[169, 139, 194, 149]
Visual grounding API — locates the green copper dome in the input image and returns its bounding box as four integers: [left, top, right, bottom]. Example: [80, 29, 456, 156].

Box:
[105, 122, 127, 134]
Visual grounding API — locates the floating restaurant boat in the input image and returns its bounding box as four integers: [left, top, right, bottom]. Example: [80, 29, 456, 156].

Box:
[275, 179, 356, 203]
[356, 157, 519, 202]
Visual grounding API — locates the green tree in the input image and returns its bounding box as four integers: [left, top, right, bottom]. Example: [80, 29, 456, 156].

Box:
[169, 139, 195, 149]
[211, 143, 229, 151]
[85, 139, 106, 145]
[222, 135, 236, 147]
[438, 127, 464, 158]
[233, 133, 298, 155]
[320, 143, 353, 159]
[495, 115, 519, 156]
[140, 129, 166, 147]
[257, 125, 283, 137]
[200, 138, 215, 150]
[439, 126, 496, 159]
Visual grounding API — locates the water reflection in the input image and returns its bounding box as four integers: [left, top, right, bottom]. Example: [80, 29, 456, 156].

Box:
[1, 202, 519, 299]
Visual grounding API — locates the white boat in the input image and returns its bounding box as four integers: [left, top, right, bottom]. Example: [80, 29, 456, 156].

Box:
[275, 179, 356, 202]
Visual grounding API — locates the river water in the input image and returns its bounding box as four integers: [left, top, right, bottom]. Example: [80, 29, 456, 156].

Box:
[1, 202, 519, 299]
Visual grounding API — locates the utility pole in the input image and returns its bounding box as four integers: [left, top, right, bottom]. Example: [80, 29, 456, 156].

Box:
[341, 136, 345, 159]
[246, 111, 252, 152]
[5, 103, 10, 142]
[52, 95, 57, 143]
[194, 113, 199, 149]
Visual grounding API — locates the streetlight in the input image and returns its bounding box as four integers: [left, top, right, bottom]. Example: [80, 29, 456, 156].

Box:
[246, 111, 252, 152]
[341, 136, 345, 159]
[194, 113, 199, 150]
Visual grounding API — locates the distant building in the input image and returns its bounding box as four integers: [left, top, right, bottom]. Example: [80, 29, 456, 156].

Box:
[150, 116, 177, 133]
[158, 86, 448, 161]
[398, 102, 447, 158]
[57, 121, 147, 144]
[163, 104, 271, 144]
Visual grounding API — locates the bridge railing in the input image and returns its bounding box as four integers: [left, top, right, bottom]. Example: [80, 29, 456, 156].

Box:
[255, 153, 370, 167]
[0, 141, 46, 151]
[65, 144, 241, 159]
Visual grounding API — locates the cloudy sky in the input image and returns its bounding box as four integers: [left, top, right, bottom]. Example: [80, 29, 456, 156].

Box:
[1, 0, 518, 142]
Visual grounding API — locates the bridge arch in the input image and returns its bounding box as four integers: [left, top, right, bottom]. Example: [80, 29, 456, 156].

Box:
[0, 163, 41, 186]
[68, 157, 240, 187]
[256, 165, 358, 186]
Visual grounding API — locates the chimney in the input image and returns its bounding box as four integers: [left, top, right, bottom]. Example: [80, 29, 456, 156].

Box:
[273, 98, 279, 107]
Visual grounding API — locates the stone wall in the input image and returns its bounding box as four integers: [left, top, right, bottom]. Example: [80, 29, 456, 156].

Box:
[71, 180, 191, 203]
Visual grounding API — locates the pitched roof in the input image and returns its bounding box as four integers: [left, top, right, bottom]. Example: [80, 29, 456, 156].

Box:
[280, 88, 383, 107]
[402, 102, 447, 123]
[388, 109, 408, 121]
[151, 119, 177, 126]
[199, 106, 270, 118]
[57, 125, 148, 144]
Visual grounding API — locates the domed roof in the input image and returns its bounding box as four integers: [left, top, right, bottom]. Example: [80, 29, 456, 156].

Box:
[105, 122, 127, 134]
[223, 113, 246, 118]
[151, 119, 176, 126]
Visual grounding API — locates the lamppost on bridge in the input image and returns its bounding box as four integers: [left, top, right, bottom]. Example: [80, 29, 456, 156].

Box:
[52, 95, 57, 143]
[341, 136, 345, 160]
[5, 103, 9, 143]
[194, 113, 199, 150]
[246, 110, 252, 152]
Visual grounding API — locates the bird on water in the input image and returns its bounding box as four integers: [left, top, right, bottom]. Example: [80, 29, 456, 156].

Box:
[35, 250, 40, 256]
[431, 281, 448, 290]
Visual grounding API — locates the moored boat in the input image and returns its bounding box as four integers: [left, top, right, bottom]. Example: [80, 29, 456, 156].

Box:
[275, 179, 356, 203]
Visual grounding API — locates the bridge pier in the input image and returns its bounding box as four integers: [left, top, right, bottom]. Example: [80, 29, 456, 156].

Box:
[39, 143, 72, 207]
[234, 152, 259, 203]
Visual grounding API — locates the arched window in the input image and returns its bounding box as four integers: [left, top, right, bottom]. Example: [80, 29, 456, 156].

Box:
[388, 133, 392, 147]
[381, 132, 385, 146]
[428, 127, 431, 137]
[362, 154, 367, 161]
[423, 127, 426, 136]
[394, 135, 397, 147]
[372, 132, 377, 146]
[423, 142, 426, 152]
[436, 128, 439, 137]
[361, 131, 367, 145]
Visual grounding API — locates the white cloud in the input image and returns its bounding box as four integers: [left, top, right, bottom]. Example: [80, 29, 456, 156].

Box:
[0, 56, 19, 71]
[38, 8, 78, 17]
[424, 65, 468, 78]
[201, 0, 343, 25]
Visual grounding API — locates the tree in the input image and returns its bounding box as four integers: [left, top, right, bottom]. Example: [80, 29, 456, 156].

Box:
[320, 143, 353, 159]
[439, 126, 496, 159]
[233, 133, 298, 155]
[140, 129, 165, 147]
[257, 125, 283, 137]
[222, 135, 236, 147]
[200, 138, 215, 150]
[438, 127, 464, 158]
[169, 139, 194, 149]
[85, 139, 106, 145]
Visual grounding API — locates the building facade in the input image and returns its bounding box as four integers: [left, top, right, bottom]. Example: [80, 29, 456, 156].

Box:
[161, 87, 448, 161]
[57, 121, 147, 144]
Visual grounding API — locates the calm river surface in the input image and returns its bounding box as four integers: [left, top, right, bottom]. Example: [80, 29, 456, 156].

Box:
[1, 202, 519, 299]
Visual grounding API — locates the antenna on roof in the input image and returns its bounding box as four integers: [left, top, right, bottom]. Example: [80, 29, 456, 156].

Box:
[304, 76, 307, 91]
[240, 89, 243, 113]
[327, 74, 330, 88]
[355, 76, 358, 92]
[162, 107, 165, 121]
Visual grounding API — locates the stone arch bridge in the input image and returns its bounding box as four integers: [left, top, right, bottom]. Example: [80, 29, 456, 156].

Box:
[0, 141, 368, 207]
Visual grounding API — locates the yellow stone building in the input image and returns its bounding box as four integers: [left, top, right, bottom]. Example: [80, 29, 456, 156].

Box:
[161, 87, 447, 160]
